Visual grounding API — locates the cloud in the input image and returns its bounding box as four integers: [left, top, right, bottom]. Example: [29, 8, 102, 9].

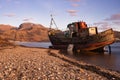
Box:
[94, 22, 111, 30]
[67, 10, 78, 16]
[94, 22, 107, 25]
[94, 14, 120, 30]
[71, 3, 79, 7]
[3, 13, 16, 17]
[67, 10, 77, 13]
[105, 13, 120, 21]
[23, 18, 34, 22]
[112, 21, 120, 25]
[66, 0, 81, 16]
[67, 0, 81, 2]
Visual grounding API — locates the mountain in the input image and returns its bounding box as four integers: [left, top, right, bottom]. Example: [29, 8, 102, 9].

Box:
[0, 24, 16, 32]
[114, 31, 120, 38]
[114, 31, 120, 41]
[0, 23, 49, 42]
[0, 23, 120, 42]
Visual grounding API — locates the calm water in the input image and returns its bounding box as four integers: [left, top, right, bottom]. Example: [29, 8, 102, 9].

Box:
[16, 42, 120, 71]
[16, 41, 52, 48]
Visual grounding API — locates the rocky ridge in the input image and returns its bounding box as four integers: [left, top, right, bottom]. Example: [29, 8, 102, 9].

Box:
[0, 23, 49, 42]
[0, 23, 120, 42]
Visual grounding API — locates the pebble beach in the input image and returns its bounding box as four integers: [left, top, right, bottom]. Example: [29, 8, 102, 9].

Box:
[0, 46, 120, 80]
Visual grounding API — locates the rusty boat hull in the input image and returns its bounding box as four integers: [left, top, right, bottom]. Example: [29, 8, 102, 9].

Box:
[48, 29, 115, 52]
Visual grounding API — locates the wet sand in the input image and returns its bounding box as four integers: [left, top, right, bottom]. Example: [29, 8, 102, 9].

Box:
[0, 46, 120, 80]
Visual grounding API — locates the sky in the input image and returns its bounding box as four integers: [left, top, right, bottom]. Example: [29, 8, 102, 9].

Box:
[0, 0, 120, 31]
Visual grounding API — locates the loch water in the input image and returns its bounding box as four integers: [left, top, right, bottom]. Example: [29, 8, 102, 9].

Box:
[66, 42, 120, 71]
[16, 42, 120, 71]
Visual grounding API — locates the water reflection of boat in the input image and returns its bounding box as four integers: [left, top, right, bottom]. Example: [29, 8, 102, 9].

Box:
[48, 16, 115, 52]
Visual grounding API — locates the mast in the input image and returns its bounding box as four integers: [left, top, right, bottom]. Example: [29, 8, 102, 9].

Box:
[49, 14, 58, 30]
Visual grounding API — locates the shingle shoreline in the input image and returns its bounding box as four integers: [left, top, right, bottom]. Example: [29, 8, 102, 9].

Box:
[0, 46, 120, 80]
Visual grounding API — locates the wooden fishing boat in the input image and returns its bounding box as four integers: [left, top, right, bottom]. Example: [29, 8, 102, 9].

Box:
[48, 16, 115, 52]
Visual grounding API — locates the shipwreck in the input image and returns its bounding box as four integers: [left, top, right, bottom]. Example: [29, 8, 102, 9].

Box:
[48, 16, 115, 52]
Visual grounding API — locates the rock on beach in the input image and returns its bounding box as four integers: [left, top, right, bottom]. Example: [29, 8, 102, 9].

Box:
[0, 46, 120, 80]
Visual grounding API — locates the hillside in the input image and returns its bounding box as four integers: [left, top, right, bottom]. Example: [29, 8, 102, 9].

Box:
[0, 23, 49, 42]
[114, 31, 120, 38]
[114, 31, 120, 41]
[0, 23, 120, 42]
[0, 24, 16, 32]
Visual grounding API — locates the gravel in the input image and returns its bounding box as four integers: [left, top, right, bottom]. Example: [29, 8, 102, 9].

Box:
[0, 46, 119, 80]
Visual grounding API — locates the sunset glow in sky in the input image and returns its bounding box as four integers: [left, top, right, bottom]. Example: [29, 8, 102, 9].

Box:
[0, 0, 120, 31]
